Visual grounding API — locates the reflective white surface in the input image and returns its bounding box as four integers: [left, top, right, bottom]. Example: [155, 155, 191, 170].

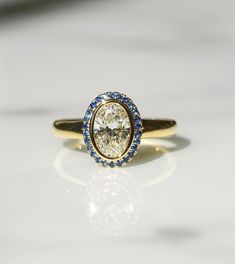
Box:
[0, 0, 235, 263]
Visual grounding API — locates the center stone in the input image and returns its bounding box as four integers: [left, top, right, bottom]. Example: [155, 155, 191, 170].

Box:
[92, 102, 132, 159]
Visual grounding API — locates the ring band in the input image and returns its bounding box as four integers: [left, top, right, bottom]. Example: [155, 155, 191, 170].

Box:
[53, 92, 177, 167]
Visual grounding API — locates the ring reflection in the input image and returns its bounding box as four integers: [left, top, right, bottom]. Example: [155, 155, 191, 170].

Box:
[53, 139, 176, 235]
[84, 169, 141, 235]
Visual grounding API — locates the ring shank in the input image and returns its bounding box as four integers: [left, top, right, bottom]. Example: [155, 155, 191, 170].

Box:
[53, 118, 177, 139]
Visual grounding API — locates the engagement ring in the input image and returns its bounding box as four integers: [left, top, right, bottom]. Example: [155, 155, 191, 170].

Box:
[53, 92, 177, 167]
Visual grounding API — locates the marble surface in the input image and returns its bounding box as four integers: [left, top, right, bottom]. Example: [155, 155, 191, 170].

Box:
[0, 0, 235, 263]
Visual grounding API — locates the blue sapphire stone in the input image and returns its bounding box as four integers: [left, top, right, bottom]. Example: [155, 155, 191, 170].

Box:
[134, 116, 141, 123]
[128, 103, 135, 110]
[121, 97, 130, 104]
[100, 93, 110, 101]
[84, 137, 90, 144]
[117, 160, 123, 167]
[83, 129, 90, 136]
[134, 133, 141, 140]
[102, 161, 108, 167]
[90, 151, 96, 157]
[131, 144, 138, 151]
[83, 122, 89, 130]
[133, 110, 140, 117]
[86, 145, 92, 152]
[95, 157, 101, 163]
[84, 111, 92, 121]
[90, 101, 97, 109]
[109, 162, 115, 168]
[96, 96, 102, 102]
[112, 92, 121, 99]
[135, 123, 142, 129]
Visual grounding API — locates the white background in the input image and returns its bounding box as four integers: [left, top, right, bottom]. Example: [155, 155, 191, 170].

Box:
[0, 0, 235, 263]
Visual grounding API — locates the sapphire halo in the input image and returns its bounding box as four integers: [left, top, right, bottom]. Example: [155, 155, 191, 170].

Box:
[83, 92, 143, 167]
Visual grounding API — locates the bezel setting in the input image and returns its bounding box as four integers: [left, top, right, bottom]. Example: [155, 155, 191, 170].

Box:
[82, 92, 143, 167]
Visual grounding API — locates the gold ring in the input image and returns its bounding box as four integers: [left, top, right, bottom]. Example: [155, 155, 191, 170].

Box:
[53, 92, 177, 167]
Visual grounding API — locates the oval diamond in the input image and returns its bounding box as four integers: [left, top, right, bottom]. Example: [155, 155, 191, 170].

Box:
[92, 102, 132, 159]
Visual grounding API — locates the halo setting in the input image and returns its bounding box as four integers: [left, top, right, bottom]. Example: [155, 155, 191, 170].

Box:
[83, 92, 143, 167]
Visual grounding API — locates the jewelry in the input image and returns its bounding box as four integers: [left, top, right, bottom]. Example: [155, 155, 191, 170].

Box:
[53, 92, 177, 167]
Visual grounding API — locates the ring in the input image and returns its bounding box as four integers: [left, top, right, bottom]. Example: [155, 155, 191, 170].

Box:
[53, 91, 177, 167]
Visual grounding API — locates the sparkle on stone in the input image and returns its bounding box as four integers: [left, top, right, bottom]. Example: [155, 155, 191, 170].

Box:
[92, 102, 132, 159]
